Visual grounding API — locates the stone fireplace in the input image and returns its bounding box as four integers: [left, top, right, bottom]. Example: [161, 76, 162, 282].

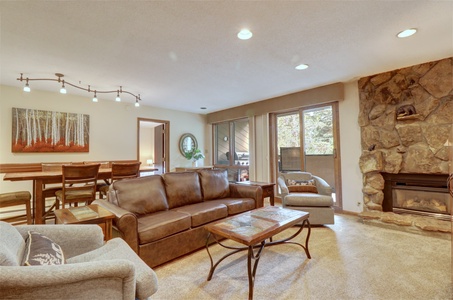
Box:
[357, 57, 452, 220]
[382, 173, 450, 220]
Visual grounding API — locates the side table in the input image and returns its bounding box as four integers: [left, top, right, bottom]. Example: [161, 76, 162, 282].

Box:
[54, 204, 115, 241]
[236, 181, 276, 206]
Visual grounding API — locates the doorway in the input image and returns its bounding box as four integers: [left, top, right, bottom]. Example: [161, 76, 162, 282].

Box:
[137, 118, 170, 174]
[271, 102, 342, 209]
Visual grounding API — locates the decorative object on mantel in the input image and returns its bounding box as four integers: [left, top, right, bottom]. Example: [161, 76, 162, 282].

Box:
[12, 107, 89, 153]
[17, 73, 141, 107]
[396, 104, 420, 120]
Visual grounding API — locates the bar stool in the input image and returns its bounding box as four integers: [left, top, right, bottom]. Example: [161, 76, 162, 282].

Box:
[0, 191, 32, 225]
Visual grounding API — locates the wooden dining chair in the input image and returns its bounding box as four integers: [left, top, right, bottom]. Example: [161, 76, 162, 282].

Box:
[55, 164, 100, 209]
[41, 163, 64, 220]
[0, 191, 32, 225]
[83, 161, 110, 199]
[99, 162, 141, 197]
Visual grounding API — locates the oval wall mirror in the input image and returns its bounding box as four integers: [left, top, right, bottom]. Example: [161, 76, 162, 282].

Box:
[179, 133, 198, 155]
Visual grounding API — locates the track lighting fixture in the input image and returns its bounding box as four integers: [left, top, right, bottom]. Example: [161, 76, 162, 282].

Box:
[92, 91, 98, 102]
[23, 79, 30, 92]
[60, 81, 67, 94]
[115, 89, 121, 102]
[17, 73, 141, 107]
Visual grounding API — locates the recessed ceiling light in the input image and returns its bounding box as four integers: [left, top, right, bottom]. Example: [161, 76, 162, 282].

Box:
[397, 28, 417, 38]
[237, 29, 253, 40]
[200, 107, 207, 110]
[295, 64, 309, 70]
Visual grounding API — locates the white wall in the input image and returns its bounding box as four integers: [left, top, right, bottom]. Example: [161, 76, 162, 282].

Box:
[139, 126, 154, 165]
[0, 84, 206, 193]
[338, 81, 363, 213]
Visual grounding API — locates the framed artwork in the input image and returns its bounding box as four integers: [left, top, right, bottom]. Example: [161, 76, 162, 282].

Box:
[12, 107, 90, 153]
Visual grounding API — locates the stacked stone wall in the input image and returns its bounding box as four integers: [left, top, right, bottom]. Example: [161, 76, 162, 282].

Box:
[358, 57, 453, 211]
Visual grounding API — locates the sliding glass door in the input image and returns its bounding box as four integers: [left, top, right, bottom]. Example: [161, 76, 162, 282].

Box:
[273, 103, 341, 208]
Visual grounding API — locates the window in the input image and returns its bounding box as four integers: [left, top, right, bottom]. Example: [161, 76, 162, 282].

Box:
[213, 118, 249, 182]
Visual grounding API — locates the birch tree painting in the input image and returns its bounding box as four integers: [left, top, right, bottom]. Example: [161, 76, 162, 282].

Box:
[12, 108, 89, 152]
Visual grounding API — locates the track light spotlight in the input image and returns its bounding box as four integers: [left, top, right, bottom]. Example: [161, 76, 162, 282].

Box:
[92, 91, 98, 102]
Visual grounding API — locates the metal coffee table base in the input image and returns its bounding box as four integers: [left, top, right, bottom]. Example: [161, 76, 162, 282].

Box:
[206, 219, 311, 300]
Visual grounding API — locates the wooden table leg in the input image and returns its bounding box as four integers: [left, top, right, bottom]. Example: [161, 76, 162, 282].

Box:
[34, 179, 44, 224]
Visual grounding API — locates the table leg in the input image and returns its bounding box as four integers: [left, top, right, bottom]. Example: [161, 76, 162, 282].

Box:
[269, 192, 274, 206]
[34, 179, 44, 224]
[247, 241, 265, 300]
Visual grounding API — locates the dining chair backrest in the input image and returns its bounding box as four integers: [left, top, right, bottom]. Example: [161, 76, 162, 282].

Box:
[84, 161, 110, 169]
[60, 164, 100, 206]
[111, 162, 141, 182]
[42, 163, 64, 172]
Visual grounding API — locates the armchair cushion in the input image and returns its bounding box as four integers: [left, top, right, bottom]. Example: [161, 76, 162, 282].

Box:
[288, 185, 318, 193]
[68, 238, 158, 299]
[23, 231, 65, 266]
[0, 221, 25, 266]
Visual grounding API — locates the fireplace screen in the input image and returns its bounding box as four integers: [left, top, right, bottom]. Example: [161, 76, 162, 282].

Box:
[393, 188, 450, 215]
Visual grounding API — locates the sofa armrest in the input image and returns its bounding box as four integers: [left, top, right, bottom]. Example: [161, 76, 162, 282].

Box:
[229, 184, 263, 208]
[15, 224, 104, 259]
[277, 176, 289, 199]
[312, 175, 333, 195]
[93, 199, 140, 253]
[0, 260, 136, 299]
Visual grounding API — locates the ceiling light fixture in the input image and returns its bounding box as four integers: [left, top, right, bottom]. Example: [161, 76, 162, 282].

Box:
[237, 29, 253, 40]
[60, 81, 67, 94]
[92, 90, 98, 102]
[397, 28, 417, 38]
[295, 64, 309, 70]
[116, 88, 121, 102]
[17, 73, 141, 106]
[23, 79, 30, 92]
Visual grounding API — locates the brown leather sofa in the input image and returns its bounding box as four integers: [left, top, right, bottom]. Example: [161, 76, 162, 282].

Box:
[94, 169, 263, 267]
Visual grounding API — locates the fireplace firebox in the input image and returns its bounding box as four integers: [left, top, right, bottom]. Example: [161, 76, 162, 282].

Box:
[382, 173, 450, 220]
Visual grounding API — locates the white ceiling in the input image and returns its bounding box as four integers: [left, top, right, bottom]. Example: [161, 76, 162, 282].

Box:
[1, 1, 452, 114]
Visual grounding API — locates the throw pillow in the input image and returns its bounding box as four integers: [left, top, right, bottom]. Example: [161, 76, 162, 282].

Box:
[286, 179, 318, 193]
[22, 231, 65, 266]
[288, 185, 318, 193]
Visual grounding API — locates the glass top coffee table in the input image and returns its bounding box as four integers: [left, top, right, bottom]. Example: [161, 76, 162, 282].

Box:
[204, 206, 311, 300]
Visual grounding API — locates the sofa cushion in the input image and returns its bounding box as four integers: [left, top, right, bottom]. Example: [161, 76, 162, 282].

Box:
[173, 202, 228, 227]
[0, 221, 25, 266]
[110, 175, 168, 215]
[163, 172, 203, 209]
[286, 179, 319, 193]
[198, 169, 230, 200]
[207, 198, 256, 215]
[137, 210, 191, 244]
[23, 231, 65, 266]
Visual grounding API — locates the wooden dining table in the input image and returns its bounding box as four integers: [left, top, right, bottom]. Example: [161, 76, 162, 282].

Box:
[3, 166, 157, 224]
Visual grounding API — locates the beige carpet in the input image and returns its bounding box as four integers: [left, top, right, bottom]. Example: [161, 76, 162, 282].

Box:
[152, 214, 452, 300]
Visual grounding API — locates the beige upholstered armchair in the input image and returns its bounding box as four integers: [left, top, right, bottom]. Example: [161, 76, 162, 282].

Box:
[278, 172, 335, 225]
[0, 221, 158, 300]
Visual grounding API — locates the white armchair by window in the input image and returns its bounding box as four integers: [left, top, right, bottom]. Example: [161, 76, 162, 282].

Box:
[278, 172, 335, 225]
